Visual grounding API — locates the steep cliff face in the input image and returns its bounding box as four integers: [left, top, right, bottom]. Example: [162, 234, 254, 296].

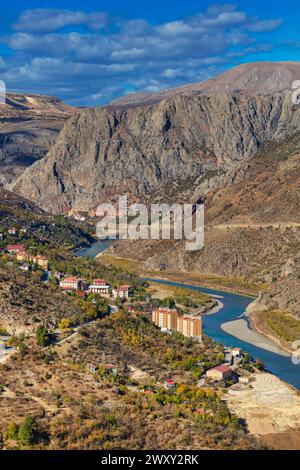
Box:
[0, 93, 76, 184]
[10, 92, 300, 214]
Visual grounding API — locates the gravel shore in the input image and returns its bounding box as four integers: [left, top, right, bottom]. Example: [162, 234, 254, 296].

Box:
[221, 319, 290, 357]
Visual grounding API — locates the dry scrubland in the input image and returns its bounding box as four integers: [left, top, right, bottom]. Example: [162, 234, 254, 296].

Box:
[0, 312, 263, 450]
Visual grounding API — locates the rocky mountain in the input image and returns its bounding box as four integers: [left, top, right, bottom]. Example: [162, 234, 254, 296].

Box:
[110, 62, 300, 108]
[9, 91, 300, 215]
[0, 93, 76, 184]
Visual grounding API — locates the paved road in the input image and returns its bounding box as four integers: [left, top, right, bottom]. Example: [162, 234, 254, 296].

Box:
[212, 223, 300, 230]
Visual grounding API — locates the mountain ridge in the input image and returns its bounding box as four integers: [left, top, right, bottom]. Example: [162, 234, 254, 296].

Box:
[110, 61, 300, 108]
[9, 91, 300, 214]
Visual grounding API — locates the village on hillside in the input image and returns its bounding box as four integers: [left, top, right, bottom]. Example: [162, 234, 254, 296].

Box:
[0, 226, 262, 396]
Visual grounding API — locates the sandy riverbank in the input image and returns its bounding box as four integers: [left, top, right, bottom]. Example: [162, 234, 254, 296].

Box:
[205, 299, 224, 315]
[221, 319, 290, 357]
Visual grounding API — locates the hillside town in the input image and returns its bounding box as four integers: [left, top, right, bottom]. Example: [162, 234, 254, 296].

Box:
[0, 216, 277, 452]
[0, 226, 255, 386]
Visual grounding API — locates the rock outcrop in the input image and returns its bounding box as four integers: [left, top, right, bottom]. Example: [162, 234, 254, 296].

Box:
[10, 92, 300, 214]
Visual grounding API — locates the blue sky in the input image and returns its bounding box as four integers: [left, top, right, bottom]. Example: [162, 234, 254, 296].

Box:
[0, 1, 299, 105]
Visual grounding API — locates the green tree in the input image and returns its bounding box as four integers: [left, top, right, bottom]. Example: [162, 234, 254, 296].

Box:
[36, 325, 50, 347]
[18, 416, 36, 446]
[161, 297, 175, 309]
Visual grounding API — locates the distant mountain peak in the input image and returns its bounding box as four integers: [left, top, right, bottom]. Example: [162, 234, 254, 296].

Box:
[109, 61, 300, 108]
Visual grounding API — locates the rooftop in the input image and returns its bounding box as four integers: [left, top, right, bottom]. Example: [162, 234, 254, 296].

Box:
[210, 365, 231, 374]
[93, 278, 107, 284]
[7, 243, 25, 251]
[117, 285, 131, 291]
[155, 308, 177, 314]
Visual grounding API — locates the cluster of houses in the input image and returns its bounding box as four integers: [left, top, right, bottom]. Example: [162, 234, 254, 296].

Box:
[152, 307, 202, 341]
[59, 276, 132, 300]
[6, 243, 49, 270]
[4, 240, 133, 302]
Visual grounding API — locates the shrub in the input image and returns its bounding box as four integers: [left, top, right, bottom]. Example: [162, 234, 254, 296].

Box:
[18, 416, 36, 445]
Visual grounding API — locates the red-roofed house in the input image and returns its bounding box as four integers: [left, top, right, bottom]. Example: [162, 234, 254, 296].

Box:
[231, 348, 242, 358]
[75, 291, 86, 298]
[93, 279, 107, 286]
[164, 378, 176, 390]
[127, 306, 137, 314]
[88, 279, 110, 297]
[7, 244, 25, 255]
[206, 365, 232, 382]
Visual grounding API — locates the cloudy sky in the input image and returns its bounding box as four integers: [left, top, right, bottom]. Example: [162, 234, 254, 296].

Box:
[0, 0, 299, 105]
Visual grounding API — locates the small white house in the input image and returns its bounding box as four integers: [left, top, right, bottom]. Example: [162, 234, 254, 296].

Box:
[231, 348, 242, 358]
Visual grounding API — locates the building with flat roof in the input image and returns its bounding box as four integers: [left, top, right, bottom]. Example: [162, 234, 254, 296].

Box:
[152, 308, 178, 330]
[112, 285, 132, 299]
[177, 316, 202, 341]
[60, 277, 83, 291]
[152, 309, 202, 340]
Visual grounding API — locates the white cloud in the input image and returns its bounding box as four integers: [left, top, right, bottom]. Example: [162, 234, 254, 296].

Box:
[13, 9, 108, 33]
[1, 4, 283, 105]
[246, 19, 283, 33]
[163, 68, 185, 79]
